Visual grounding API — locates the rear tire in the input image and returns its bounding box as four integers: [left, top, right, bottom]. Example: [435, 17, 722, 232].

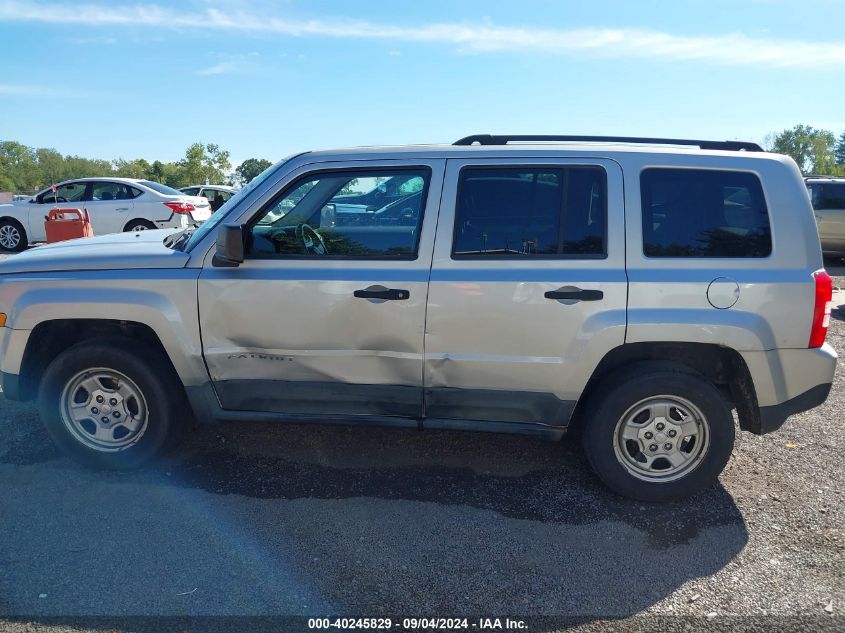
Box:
[0, 218, 27, 252]
[37, 338, 186, 469]
[123, 219, 156, 232]
[581, 362, 735, 502]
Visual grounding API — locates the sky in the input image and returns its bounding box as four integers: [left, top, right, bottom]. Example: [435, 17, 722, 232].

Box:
[1, 0, 845, 166]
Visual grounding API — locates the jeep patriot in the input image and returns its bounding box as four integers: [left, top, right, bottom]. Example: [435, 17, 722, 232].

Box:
[0, 135, 836, 501]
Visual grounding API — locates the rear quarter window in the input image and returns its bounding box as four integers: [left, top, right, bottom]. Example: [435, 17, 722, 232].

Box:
[640, 168, 771, 258]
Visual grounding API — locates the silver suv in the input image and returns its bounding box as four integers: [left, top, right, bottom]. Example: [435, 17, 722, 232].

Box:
[0, 135, 837, 501]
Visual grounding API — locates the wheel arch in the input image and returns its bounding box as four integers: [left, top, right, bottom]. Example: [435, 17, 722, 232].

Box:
[122, 218, 156, 232]
[14, 319, 187, 402]
[571, 342, 761, 435]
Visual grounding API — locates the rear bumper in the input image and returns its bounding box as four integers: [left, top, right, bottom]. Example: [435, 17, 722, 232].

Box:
[740, 343, 837, 434]
[741, 344, 837, 407]
[757, 382, 833, 434]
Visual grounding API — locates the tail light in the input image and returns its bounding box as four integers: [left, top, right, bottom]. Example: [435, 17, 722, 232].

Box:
[163, 201, 195, 214]
[809, 269, 833, 348]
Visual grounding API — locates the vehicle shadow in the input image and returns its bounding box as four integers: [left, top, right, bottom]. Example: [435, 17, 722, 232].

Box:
[1, 415, 748, 626]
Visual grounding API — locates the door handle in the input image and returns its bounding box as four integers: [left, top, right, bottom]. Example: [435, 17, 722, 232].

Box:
[116, 207, 129, 212]
[354, 287, 410, 301]
[544, 288, 604, 301]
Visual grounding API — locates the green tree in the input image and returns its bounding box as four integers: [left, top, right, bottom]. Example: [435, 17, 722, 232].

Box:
[113, 158, 152, 179]
[234, 158, 272, 186]
[768, 124, 837, 174]
[35, 147, 68, 187]
[835, 131, 845, 166]
[0, 141, 41, 193]
[177, 142, 231, 186]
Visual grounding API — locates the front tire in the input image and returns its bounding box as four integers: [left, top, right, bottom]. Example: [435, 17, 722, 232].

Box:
[582, 363, 735, 502]
[38, 338, 186, 469]
[0, 219, 27, 252]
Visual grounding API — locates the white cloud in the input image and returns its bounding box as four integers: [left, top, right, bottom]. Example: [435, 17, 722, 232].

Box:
[0, 83, 58, 96]
[198, 60, 237, 76]
[196, 51, 262, 75]
[1, 0, 844, 68]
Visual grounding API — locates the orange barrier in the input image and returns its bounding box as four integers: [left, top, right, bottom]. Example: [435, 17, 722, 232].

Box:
[44, 208, 94, 243]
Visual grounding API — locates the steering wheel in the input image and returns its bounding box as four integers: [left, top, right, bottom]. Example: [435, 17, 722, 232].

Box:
[296, 223, 328, 255]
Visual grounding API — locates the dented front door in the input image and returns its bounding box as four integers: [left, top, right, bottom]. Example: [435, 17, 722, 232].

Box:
[197, 159, 445, 418]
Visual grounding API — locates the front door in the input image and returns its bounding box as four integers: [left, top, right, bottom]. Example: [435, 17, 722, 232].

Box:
[31, 181, 90, 241]
[423, 158, 627, 427]
[198, 160, 444, 418]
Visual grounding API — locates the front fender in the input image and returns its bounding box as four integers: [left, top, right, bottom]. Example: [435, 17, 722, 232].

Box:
[0, 270, 207, 386]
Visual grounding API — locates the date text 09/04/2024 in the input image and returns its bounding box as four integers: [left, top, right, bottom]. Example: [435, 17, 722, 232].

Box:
[307, 618, 528, 630]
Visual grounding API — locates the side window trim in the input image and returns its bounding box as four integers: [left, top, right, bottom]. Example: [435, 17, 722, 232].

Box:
[450, 164, 609, 260]
[243, 165, 433, 261]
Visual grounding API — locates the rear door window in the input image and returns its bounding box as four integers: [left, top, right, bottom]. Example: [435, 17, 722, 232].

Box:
[452, 166, 606, 258]
[640, 168, 771, 258]
[817, 183, 845, 210]
[90, 182, 142, 201]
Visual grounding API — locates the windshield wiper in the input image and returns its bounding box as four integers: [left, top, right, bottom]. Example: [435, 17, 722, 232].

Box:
[163, 226, 196, 251]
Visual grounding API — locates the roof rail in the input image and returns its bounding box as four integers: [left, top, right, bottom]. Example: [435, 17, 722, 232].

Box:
[453, 134, 764, 152]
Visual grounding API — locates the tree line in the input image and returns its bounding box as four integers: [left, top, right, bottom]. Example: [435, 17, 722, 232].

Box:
[3, 126, 843, 195]
[0, 140, 273, 194]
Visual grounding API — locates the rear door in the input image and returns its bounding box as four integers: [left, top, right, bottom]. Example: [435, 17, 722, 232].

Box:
[86, 181, 138, 234]
[423, 158, 627, 428]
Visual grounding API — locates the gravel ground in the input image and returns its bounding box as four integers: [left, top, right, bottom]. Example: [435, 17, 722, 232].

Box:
[0, 266, 842, 633]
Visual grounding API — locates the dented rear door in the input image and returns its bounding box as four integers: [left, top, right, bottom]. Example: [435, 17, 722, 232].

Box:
[197, 158, 445, 418]
[423, 157, 627, 428]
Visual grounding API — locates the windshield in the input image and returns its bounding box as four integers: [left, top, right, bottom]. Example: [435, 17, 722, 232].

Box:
[180, 159, 285, 252]
[140, 180, 186, 196]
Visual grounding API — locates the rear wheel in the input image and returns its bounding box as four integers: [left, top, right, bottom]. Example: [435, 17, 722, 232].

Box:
[38, 338, 186, 469]
[582, 363, 735, 502]
[123, 219, 156, 232]
[0, 219, 27, 252]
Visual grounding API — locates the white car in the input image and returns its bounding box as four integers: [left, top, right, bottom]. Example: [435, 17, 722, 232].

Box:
[179, 185, 237, 212]
[0, 177, 212, 251]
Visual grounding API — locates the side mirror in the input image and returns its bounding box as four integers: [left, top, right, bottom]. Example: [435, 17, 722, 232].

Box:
[212, 224, 244, 267]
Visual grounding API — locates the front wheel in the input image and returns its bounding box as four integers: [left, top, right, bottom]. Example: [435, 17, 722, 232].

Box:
[582, 363, 735, 502]
[0, 219, 27, 252]
[38, 338, 186, 469]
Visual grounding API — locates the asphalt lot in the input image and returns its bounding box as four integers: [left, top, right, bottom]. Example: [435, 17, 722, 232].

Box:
[0, 260, 843, 632]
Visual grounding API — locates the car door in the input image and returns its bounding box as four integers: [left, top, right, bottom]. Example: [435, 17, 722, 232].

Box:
[200, 187, 232, 212]
[197, 159, 445, 418]
[814, 183, 845, 251]
[32, 181, 91, 241]
[423, 158, 627, 428]
[85, 181, 136, 234]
